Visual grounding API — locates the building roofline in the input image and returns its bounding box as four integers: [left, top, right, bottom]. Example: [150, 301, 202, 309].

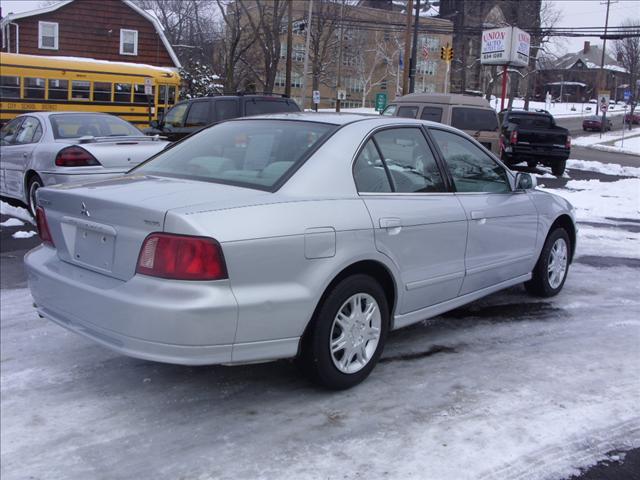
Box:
[1, 0, 181, 69]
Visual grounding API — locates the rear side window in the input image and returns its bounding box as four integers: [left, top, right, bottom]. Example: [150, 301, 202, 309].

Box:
[397, 106, 418, 118]
[185, 102, 210, 127]
[353, 140, 392, 193]
[245, 99, 298, 116]
[420, 106, 443, 123]
[215, 100, 239, 121]
[451, 108, 498, 131]
[135, 120, 335, 190]
[0, 117, 23, 145]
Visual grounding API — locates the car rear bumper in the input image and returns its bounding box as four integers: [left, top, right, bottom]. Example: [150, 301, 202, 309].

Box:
[505, 146, 570, 161]
[25, 245, 241, 365]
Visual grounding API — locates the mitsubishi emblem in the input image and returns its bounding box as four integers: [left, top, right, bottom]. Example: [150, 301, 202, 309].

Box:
[80, 202, 90, 217]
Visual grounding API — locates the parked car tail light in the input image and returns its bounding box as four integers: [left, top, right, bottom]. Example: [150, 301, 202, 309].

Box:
[566, 135, 572, 149]
[510, 130, 518, 144]
[55, 146, 101, 167]
[136, 233, 228, 281]
[35, 207, 54, 247]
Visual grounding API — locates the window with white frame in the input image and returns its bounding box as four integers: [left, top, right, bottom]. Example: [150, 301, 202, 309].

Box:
[120, 29, 138, 55]
[38, 21, 58, 50]
[291, 73, 302, 89]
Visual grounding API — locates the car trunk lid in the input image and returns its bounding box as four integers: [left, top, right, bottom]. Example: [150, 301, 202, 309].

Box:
[58, 137, 169, 169]
[37, 174, 270, 281]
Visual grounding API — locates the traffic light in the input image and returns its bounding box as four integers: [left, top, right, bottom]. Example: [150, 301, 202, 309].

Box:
[440, 46, 446, 60]
[447, 47, 454, 61]
[440, 45, 454, 62]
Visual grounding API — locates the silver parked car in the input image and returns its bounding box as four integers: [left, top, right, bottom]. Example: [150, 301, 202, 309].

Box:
[25, 114, 576, 389]
[0, 112, 169, 215]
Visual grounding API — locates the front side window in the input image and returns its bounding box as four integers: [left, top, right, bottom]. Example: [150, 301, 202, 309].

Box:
[353, 140, 392, 193]
[430, 129, 510, 193]
[381, 104, 397, 116]
[163, 102, 188, 127]
[420, 106, 443, 123]
[24, 78, 45, 99]
[373, 128, 445, 193]
[49, 114, 141, 139]
[48, 79, 68, 100]
[0, 76, 20, 99]
[451, 108, 499, 132]
[38, 21, 58, 50]
[134, 120, 335, 190]
[120, 29, 138, 55]
[0, 117, 24, 145]
[15, 117, 42, 144]
[397, 106, 418, 118]
[185, 102, 210, 127]
[71, 81, 90, 100]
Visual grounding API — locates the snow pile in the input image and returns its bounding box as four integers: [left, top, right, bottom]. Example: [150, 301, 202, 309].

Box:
[11, 231, 37, 239]
[567, 159, 640, 178]
[0, 201, 33, 224]
[0, 218, 25, 227]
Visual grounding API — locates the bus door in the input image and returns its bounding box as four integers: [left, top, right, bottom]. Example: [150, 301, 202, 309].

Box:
[157, 84, 177, 121]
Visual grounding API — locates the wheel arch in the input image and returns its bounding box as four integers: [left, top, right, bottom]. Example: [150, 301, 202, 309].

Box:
[549, 214, 576, 263]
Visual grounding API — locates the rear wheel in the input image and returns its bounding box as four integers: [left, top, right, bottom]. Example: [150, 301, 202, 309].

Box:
[552, 160, 566, 177]
[27, 175, 43, 217]
[527, 159, 537, 169]
[525, 228, 570, 297]
[300, 274, 389, 390]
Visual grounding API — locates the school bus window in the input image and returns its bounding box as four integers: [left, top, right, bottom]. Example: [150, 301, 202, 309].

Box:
[133, 84, 153, 103]
[168, 86, 176, 104]
[0, 76, 20, 99]
[48, 79, 68, 100]
[71, 81, 90, 100]
[94, 82, 112, 102]
[158, 85, 168, 104]
[25, 78, 46, 99]
[115, 83, 132, 102]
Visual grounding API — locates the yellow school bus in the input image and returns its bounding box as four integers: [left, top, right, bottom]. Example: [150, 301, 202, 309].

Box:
[0, 53, 181, 128]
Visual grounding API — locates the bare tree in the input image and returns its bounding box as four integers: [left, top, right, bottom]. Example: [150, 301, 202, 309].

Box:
[352, 30, 393, 107]
[239, 0, 288, 93]
[308, 0, 341, 94]
[614, 20, 640, 118]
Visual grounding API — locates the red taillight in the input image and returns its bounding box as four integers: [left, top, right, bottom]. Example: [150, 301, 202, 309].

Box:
[55, 146, 101, 167]
[510, 130, 518, 144]
[35, 207, 54, 247]
[136, 233, 228, 281]
[565, 135, 571, 149]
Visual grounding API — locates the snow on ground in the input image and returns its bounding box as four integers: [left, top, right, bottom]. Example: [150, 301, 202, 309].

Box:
[566, 159, 640, 178]
[1, 262, 639, 480]
[572, 131, 640, 148]
[10, 231, 37, 239]
[594, 135, 640, 156]
[0, 201, 33, 224]
[0, 218, 24, 228]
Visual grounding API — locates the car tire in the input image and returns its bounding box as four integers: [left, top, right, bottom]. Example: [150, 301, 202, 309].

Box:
[552, 160, 566, 177]
[527, 159, 537, 169]
[525, 227, 571, 297]
[27, 175, 43, 217]
[300, 274, 389, 390]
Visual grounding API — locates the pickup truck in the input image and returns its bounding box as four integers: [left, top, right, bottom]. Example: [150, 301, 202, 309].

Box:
[498, 109, 571, 176]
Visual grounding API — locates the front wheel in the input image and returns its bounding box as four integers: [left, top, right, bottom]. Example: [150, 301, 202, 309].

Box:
[525, 228, 571, 297]
[27, 175, 43, 217]
[300, 274, 389, 390]
[552, 160, 566, 177]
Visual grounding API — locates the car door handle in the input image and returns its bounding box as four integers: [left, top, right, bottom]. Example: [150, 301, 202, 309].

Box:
[379, 217, 402, 231]
[470, 210, 486, 220]
[22, 152, 28, 158]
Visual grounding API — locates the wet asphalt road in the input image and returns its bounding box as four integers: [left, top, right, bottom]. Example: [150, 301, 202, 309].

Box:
[0, 140, 638, 479]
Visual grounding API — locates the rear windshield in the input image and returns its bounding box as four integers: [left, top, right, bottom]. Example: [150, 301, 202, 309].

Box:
[451, 108, 498, 131]
[507, 114, 552, 129]
[50, 114, 141, 139]
[134, 120, 336, 190]
[244, 99, 300, 116]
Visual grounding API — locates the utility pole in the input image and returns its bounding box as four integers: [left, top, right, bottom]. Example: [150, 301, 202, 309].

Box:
[285, 0, 293, 98]
[409, 0, 420, 94]
[336, 0, 345, 112]
[401, 0, 413, 96]
[300, 0, 313, 110]
[596, 0, 613, 116]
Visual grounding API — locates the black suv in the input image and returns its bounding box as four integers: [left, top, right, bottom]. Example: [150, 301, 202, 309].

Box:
[147, 94, 300, 142]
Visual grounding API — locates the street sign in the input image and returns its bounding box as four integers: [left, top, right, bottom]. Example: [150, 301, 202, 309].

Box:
[312, 90, 320, 105]
[624, 90, 631, 101]
[144, 77, 153, 96]
[599, 91, 610, 112]
[375, 93, 387, 112]
[337, 89, 346, 101]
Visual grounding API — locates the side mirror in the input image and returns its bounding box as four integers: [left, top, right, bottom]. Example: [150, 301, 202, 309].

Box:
[515, 172, 537, 190]
[149, 120, 159, 129]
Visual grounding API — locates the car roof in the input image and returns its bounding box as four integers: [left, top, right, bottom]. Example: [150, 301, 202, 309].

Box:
[241, 112, 377, 125]
[393, 93, 491, 108]
[17, 111, 116, 118]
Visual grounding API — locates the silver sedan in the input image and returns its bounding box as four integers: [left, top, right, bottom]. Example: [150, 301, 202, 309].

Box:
[25, 113, 576, 389]
[0, 112, 169, 215]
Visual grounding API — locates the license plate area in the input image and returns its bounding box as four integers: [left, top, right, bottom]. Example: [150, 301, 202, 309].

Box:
[61, 217, 117, 273]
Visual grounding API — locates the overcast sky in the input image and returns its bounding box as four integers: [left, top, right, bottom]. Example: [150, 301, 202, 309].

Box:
[1, 0, 638, 56]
